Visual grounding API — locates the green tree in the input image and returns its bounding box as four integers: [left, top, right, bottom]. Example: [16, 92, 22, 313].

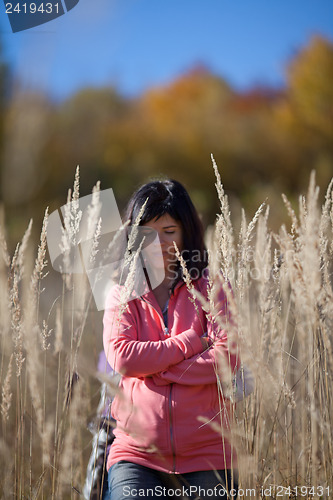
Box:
[41, 87, 127, 204]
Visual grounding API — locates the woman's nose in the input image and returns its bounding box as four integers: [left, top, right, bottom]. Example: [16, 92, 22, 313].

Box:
[159, 239, 167, 250]
[158, 233, 169, 247]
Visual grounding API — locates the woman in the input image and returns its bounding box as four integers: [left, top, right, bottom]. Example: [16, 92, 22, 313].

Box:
[103, 179, 239, 499]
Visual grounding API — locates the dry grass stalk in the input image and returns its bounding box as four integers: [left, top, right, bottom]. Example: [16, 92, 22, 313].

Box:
[1, 354, 13, 423]
[124, 198, 148, 266]
[11, 219, 33, 281]
[31, 208, 49, 293]
[0, 226, 11, 375]
[57, 377, 87, 497]
[0, 226, 10, 269]
[54, 305, 63, 355]
[211, 154, 235, 283]
[10, 271, 25, 377]
[119, 236, 146, 309]
[87, 181, 102, 264]
[59, 166, 82, 290]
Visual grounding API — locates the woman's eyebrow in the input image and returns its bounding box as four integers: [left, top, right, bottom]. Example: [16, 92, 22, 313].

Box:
[162, 224, 179, 229]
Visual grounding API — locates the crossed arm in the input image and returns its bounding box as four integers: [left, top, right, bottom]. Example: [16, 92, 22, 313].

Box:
[103, 300, 204, 378]
[103, 279, 238, 384]
[152, 330, 238, 386]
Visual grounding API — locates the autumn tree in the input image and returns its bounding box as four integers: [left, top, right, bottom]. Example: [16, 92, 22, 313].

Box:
[273, 36, 333, 191]
[4, 36, 333, 241]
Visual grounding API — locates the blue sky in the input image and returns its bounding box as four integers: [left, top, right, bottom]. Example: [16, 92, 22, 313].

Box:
[1, 0, 333, 100]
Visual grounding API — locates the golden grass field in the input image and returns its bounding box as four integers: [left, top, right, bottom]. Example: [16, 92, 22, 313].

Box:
[0, 161, 332, 499]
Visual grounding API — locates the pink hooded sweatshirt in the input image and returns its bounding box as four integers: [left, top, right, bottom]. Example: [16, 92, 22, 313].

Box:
[103, 275, 239, 474]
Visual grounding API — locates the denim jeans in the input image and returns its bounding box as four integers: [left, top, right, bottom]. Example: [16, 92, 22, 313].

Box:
[106, 461, 238, 500]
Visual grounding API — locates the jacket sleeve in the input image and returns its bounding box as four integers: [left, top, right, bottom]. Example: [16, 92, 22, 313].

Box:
[103, 288, 203, 378]
[152, 331, 238, 386]
[152, 277, 239, 386]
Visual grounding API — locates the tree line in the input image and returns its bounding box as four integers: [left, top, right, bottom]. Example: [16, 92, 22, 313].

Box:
[1, 35, 332, 243]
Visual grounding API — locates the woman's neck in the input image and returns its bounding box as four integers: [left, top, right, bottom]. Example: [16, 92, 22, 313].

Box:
[152, 274, 173, 311]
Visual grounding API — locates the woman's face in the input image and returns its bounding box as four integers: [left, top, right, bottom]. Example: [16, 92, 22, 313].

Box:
[142, 214, 183, 273]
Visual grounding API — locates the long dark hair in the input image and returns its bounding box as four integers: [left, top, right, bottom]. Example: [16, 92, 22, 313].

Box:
[125, 179, 208, 290]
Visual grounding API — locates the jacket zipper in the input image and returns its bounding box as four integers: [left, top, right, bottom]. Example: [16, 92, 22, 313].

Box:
[169, 384, 176, 472]
[141, 295, 176, 469]
[166, 301, 176, 471]
[140, 296, 169, 337]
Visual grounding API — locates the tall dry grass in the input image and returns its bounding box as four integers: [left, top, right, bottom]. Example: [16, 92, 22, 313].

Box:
[0, 162, 332, 499]
[210, 156, 333, 497]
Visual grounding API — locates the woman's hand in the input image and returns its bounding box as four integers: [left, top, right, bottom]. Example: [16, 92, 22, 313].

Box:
[200, 335, 211, 351]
